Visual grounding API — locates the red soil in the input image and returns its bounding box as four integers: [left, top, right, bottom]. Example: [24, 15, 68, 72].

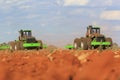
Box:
[0, 50, 120, 80]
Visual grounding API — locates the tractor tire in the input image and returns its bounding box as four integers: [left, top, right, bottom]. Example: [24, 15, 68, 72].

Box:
[91, 46, 95, 50]
[37, 40, 43, 49]
[14, 42, 21, 50]
[106, 37, 113, 47]
[86, 38, 92, 50]
[80, 38, 88, 50]
[8, 41, 15, 51]
[19, 41, 24, 50]
[73, 38, 81, 49]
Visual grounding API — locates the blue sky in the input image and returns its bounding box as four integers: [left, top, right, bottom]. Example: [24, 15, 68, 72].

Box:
[0, 0, 120, 47]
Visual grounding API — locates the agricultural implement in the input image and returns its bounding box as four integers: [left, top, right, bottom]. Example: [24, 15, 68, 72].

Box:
[73, 25, 113, 50]
[0, 43, 10, 50]
[65, 44, 74, 49]
[9, 29, 43, 51]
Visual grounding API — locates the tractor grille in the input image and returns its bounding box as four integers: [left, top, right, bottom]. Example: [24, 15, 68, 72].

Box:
[26, 38, 37, 43]
[96, 37, 105, 42]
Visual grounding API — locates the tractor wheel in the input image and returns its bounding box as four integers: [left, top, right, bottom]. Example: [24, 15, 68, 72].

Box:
[37, 40, 43, 49]
[8, 41, 15, 51]
[105, 37, 113, 48]
[86, 38, 92, 50]
[73, 38, 81, 49]
[14, 42, 21, 50]
[80, 38, 88, 50]
[91, 46, 95, 50]
[19, 42, 24, 50]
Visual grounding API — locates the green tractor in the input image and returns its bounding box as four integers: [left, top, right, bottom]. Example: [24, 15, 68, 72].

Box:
[9, 29, 43, 51]
[74, 25, 113, 50]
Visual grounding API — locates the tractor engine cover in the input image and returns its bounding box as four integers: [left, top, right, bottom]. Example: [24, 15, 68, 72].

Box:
[26, 37, 37, 43]
[96, 36, 105, 42]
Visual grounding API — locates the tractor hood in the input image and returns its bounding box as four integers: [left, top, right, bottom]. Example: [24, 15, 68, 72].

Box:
[26, 37, 37, 43]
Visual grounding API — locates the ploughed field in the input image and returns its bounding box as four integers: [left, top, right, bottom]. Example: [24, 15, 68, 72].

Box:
[0, 49, 120, 80]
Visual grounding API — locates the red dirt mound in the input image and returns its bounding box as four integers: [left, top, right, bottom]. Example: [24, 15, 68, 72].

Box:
[74, 50, 120, 80]
[0, 50, 120, 80]
[0, 50, 81, 80]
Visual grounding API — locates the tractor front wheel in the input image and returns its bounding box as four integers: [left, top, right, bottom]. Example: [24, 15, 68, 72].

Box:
[86, 38, 92, 50]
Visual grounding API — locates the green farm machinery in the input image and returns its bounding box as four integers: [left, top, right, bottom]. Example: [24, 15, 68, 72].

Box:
[9, 29, 43, 51]
[0, 43, 10, 50]
[73, 25, 113, 50]
[65, 44, 74, 49]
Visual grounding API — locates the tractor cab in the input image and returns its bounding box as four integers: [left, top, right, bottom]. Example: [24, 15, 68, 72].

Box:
[86, 25, 101, 37]
[91, 27, 100, 34]
[19, 30, 32, 37]
[19, 29, 36, 42]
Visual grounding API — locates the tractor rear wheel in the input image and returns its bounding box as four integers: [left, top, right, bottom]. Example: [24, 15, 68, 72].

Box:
[37, 40, 43, 49]
[80, 38, 88, 50]
[73, 38, 81, 49]
[14, 42, 21, 50]
[106, 38, 113, 47]
[8, 41, 15, 51]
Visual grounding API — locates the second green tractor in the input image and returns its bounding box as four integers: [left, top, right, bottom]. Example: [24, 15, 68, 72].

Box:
[73, 25, 113, 50]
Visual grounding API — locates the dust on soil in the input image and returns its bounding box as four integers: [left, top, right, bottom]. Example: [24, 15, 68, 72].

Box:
[0, 49, 120, 80]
